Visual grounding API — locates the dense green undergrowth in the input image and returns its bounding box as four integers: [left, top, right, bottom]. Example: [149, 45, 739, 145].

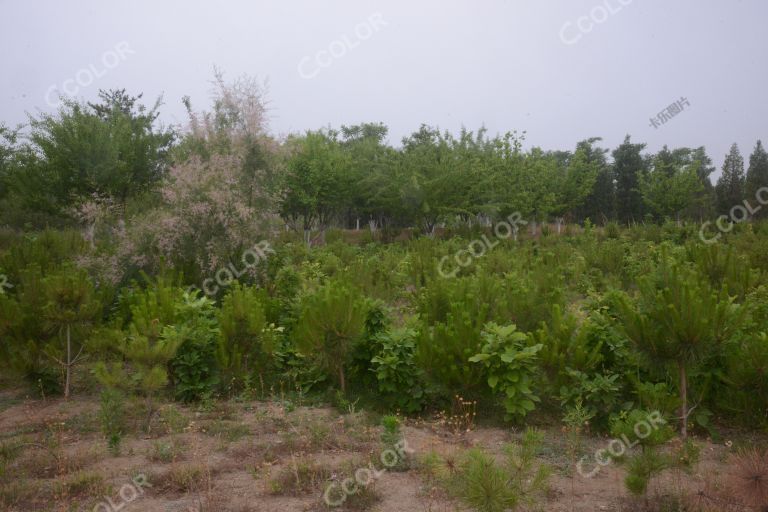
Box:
[1, 222, 767, 440]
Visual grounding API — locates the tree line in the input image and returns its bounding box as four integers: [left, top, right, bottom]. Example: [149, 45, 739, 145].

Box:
[1, 81, 766, 237]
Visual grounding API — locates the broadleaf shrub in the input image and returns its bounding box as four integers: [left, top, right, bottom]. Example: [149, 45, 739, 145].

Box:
[469, 323, 542, 421]
[370, 327, 425, 413]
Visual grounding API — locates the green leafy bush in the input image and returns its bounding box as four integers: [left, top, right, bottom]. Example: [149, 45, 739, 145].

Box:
[558, 370, 623, 429]
[168, 292, 220, 402]
[370, 327, 425, 413]
[469, 323, 542, 420]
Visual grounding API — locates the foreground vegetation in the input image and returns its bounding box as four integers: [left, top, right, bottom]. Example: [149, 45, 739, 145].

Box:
[1, 221, 768, 510]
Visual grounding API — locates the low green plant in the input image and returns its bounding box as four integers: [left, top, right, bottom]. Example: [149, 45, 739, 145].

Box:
[331, 389, 360, 414]
[469, 323, 542, 420]
[149, 439, 185, 463]
[380, 415, 409, 471]
[529, 305, 605, 396]
[450, 429, 550, 512]
[93, 276, 187, 432]
[268, 456, 330, 496]
[98, 388, 125, 455]
[158, 405, 189, 434]
[609, 409, 675, 496]
[168, 291, 220, 402]
[558, 369, 624, 430]
[605, 221, 621, 239]
[370, 327, 425, 413]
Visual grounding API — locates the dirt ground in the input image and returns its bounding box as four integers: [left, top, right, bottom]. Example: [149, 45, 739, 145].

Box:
[0, 389, 762, 512]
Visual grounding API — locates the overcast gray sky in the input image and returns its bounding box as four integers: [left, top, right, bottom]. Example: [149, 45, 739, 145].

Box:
[1, 0, 765, 177]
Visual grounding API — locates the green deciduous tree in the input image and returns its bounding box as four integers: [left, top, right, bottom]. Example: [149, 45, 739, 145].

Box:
[641, 148, 703, 222]
[280, 130, 352, 245]
[23, 91, 173, 213]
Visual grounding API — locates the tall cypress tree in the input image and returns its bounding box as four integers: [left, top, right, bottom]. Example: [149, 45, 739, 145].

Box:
[686, 146, 716, 220]
[612, 135, 647, 224]
[715, 143, 745, 212]
[745, 140, 768, 218]
[578, 137, 614, 223]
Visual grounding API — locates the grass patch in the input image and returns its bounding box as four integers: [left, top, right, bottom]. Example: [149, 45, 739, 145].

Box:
[153, 464, 208, 493]
[202, 420, 250, 442]
[159, 405, 190, 434]
[0, 480, 39, 510]
[268, 456, 331, 496]
[59, 471, 108, 499]
[148, 438, 187, 463]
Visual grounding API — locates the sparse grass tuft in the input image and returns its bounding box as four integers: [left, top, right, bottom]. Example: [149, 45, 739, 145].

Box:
[59, 470, 108, 499]
[0, 480, 38, 510]
[159, 404, 190, 434]
[149, 438, 187, 463]
[268, 456, 331, 496]
[202, 419, 250, 442]
[154, 464, 208, 493]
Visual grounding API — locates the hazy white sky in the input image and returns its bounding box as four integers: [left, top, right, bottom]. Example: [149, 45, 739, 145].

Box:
[1, 0, 766, 175]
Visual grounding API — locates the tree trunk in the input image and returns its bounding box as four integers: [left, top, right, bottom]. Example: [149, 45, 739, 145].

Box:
[339, 366, 346, 394]
[65, 325, 71, 400]
[145, 395, 154, 433]
[679, 361, 687, 439]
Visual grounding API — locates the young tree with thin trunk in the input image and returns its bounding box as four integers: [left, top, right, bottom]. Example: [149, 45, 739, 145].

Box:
[616, 256, 743, 439]
[41, 269, 101, 399]
[295, 280, 367, 394]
